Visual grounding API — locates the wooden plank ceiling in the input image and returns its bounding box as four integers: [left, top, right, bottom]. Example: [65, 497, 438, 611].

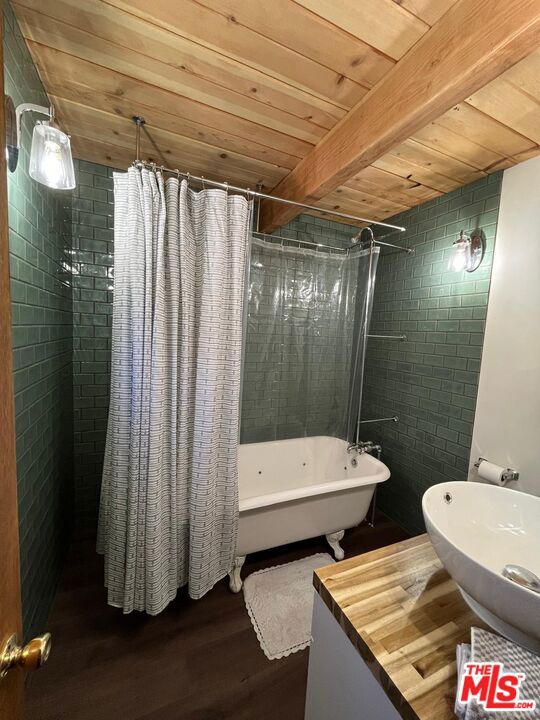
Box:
[13, 0, 540, 227]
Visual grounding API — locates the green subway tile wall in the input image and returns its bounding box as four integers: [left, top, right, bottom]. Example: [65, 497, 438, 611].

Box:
[363, 173, 502, 535]
[66, 164, 500, 543]
[4, 0, 73, 638]
[71, 159, 115, 535]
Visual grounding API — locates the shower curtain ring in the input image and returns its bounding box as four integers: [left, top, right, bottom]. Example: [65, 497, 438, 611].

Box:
[224, 181, 229, 196]
[201, 175, 206, 190]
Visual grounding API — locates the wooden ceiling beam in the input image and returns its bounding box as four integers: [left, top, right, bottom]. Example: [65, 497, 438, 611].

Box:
[259, 0, 540, 232]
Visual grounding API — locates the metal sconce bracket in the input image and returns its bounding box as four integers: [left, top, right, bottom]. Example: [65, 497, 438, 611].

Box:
[5, 98, 76, 189]
[466, 228, 486, 272]
[5, 98, 54, 173]
[454, 228, 486, 273]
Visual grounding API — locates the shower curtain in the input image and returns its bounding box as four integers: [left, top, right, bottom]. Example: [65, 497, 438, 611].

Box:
[240, 239, 378, 443]
[97, 167, 252, 614]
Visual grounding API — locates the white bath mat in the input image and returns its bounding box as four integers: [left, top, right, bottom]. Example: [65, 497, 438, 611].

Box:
[243, 553, 334, 660]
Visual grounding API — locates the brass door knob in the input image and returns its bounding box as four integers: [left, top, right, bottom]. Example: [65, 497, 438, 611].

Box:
[0, 633, 52, 678]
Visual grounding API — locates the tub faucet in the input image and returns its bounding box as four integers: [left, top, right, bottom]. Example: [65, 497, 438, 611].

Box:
[347, 440, 381, 457]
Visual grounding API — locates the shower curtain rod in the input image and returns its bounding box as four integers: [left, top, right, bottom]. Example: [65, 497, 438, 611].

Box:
[252, 231, 397, 255]
[252, 231, 347, 253]
[352, 225, 413, 255]
[361, 237, 414, 254]
[131, 160, 406, 233]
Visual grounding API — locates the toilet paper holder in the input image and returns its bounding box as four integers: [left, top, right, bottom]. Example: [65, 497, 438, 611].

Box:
[474, 457, 520, 484]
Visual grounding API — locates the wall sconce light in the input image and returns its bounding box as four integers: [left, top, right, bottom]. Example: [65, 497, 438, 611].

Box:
[5, 97, 75, 190]
[451, 229, 485, 273]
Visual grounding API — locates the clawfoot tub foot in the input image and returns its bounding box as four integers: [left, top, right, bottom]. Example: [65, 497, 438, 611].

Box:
[229, 555, 246, 593]
[326, 531, 345, 561]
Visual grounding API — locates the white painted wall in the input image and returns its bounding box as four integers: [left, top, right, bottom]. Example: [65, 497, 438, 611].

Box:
[469, 156, 540, 496]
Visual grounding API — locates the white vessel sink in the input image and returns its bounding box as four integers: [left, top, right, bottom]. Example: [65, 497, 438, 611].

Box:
[422, 481, 540, 653]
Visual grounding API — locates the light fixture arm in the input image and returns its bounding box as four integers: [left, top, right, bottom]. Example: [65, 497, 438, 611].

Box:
[15, 103, 53, 151]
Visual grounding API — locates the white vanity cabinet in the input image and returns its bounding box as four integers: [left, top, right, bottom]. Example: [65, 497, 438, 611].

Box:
[305, 594, 402, 720]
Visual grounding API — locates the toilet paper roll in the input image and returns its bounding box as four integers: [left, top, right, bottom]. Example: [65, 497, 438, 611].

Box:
[477, 459, 506, 486]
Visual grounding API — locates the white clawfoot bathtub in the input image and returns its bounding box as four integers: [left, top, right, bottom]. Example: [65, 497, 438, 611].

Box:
[228, 436, 390, 592]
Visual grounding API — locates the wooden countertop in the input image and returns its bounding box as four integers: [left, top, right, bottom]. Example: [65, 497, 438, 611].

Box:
[314, 534, 483, 720]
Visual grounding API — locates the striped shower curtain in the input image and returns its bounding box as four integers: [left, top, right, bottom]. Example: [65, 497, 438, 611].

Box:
[97, 167, 252, 614]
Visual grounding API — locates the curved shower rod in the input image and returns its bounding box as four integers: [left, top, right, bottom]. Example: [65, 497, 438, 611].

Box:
[130, 117, 406, 234]
[133, 159, 406, 233]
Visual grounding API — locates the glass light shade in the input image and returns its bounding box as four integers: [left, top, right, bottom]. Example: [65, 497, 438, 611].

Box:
[29, 122, 76, 190]
[451, 238, 470, 271]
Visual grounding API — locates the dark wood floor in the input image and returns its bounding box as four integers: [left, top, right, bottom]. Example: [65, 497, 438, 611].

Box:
[26, 514, 408, 720]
